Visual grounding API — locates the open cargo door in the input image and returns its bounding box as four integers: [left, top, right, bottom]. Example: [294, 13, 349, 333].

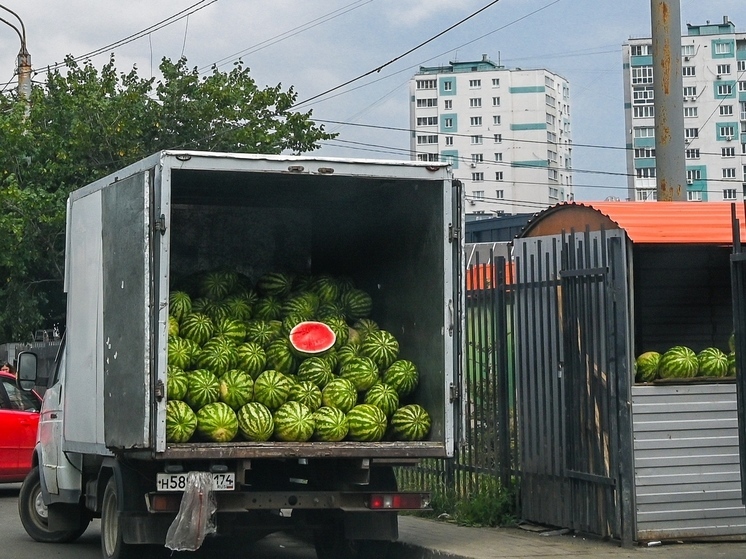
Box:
[101, 170, 153, 449]
[730, 204, 746, 504]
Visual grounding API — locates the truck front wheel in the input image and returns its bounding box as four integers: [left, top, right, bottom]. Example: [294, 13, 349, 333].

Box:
[18, 466, 90, 543]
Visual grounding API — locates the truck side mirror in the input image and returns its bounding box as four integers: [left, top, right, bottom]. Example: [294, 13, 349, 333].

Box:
[16, 351, 38, 391]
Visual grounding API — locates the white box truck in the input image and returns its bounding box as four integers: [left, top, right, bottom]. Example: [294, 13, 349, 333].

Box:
[16, 151, 462, 559]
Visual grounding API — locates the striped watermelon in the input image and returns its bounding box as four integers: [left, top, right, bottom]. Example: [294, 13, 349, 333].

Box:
[265, 338, 300, 375]
[186, 369, 220, 409]
[167, 366, 189, 401]
[352, 318, 379, 341]
[169, 290, 192, 323]
[199, 270, 237, 300]
[658, 346, 698, 379]
[297, 356, 334, 389]
[237, 402, 274, 441]
[346, 404, 387, 442]
[253, 370, 293, 410]
[182, 338, 201, 370]
[634, 351, 660, 383]
[245, 320, 278, 348]
[213, 317, 247, 344]
[382, 359, 419, 397]
[257, 272, 294, 298]
[311, 275, 341, 304]
[273, 401, 315, 442]
[235, 342, 267, 379]
[322, 316, 349, 349]
[224, 295, 253, 321]
[315, 301, 346, 320]
[168, 316, 180, 339]
[390, 404, 431, 441]
[728, 352, 737, 376]
[253, 296, 283, 321]
[288, 321, 336, 357]
[312, 406, 349, 442]
[196, 337, 238, 377]
[361, 330, 399, 370]
[288, 380, 322, 412]
[339, 356, 379, 392]
[196, 402, 238, 442]
[341, 288, 373, 320]
[203, 299, 233, 324]
[321, 378, 357, 413]
[166, 400, 197, 443]
[335, 344, 363, 371]
[281, 293, 319, 319]
[180, 312, 215, 346]
[363, 383, 399, 418]
[168, 337, 193, 370]
[219, 369, 254, 410]
[292, 273, 316, 293]
[282, 313, 309, 337]
[697, 347, 728, 377]
[321, 349, 339, 373]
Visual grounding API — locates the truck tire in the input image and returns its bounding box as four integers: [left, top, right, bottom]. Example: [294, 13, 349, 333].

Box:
[101, 476, 140, 559]
[18, 466, 90, 543]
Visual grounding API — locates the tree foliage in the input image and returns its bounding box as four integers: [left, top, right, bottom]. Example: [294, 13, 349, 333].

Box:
[0, 55, 334, 343]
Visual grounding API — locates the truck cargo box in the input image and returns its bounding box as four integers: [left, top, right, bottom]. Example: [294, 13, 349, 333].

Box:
[63, 151, 459, 460]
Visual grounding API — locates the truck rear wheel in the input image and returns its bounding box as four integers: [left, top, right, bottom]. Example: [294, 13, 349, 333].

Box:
[101, 476, 142, 559]
[18, 466, 90, 543]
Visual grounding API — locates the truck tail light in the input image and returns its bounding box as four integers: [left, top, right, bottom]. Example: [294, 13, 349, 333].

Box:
[149, 493, 181, 512]
[368, 493, 429, 510]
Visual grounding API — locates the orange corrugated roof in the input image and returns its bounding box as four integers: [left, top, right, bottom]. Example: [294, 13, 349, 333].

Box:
[521, 201, 746, 244]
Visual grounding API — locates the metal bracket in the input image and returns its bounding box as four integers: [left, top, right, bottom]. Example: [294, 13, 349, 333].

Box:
[449, 382, 459, 402]
[449, 224, 460, 243]
[154, 379, 165, 401]
[154, 214, 167, 235]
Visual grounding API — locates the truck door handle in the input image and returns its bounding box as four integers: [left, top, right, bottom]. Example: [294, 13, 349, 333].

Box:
[50, 413, 58, 419]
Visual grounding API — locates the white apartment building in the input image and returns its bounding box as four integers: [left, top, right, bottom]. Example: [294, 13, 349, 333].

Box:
[409, 55, 573, 219]
[622, 16, 746, 202]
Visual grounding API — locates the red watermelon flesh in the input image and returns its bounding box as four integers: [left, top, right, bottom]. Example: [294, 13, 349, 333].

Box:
[289, 321, 336, 355]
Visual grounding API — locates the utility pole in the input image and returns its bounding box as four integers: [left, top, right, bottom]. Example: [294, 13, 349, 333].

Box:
[651, 0, 686, 201]
[0, 4, 31, 106]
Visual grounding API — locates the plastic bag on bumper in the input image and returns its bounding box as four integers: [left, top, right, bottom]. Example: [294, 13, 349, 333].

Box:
[165, 471, 217, 551]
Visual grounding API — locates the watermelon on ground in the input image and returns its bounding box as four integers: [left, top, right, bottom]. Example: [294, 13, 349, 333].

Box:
[657, 346, 698, 379]
[166, 400, 197, 443]
[697, 347, 729, 377]
[634, 351, 661, 383]
[237, 402, 274, 441]
[253, 370, 294, 410]
[219, 369, 254, 410]
[312, 406, 349, 442]
[273, 401, 315, 442]
[196, 402, 239, 442]
[346, 404, 387, 442]
[390, 404, 431, 441]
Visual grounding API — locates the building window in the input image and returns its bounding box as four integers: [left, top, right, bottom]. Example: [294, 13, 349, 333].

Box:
[445, 136, 453, 146]
[495, 172, 503, 181]
[723, 168, 737, 179]
[724, 189, 737, 200]
[416, 116, 438, 126]
[470, 135, 483, 145]
[416, 135, 438, 145]
[545, 94, 556, 107]
[469, 98, 482, 108]
[688, 190, 702, 201]
[492, 115, 501, 125]
[633, 106, 655, 118]
[682, 44, 695, 56]
[416, 98, 437, 108]
[416, 153, 439, 162]
[547, 131, 557, 143]
[549, 186, 560, 199]
[631, 66, 653, 84]
[443, 81, 453, 91]
[684, 107, 698, 117]
[685, 148, 700, 159]
[470, 116, 482, 126]
[683, 85, 697, 98]
[637, 168, 656, 178]
[548, 169, 559, 181]
[687, 169, 701, 181]
[636, 189, 657, 201]
[493, 134, 502, 143]
[715, 42, 733, 55]
[740, 61, 746, 72]
[740, 81, 746, 92]
[471, 153, 483, 163]
[685, 127, 699, 140]
[416, 79, 436, 89]
[471, 173, 484, 182]
[444, 117, 453, 128]
[634, 127, 655, 138]
[683, 66, 696, 77]
[492, 78, 500, 87]
[723, 147, 736, 157]
[717, 84, 733, 96]
[469, 79, 481, 88]
[631, 44, 651, 56]
[634, 148, 655, 158]
[547, 149, 558, 162]
[633, 86, 655, 104]
[494, 153, 502, 162]
[444, 99, 452, 109]
[495, 189, 504, 199]
[720, 125, 735, 138]
[719, 105, 733, 116]
[717, 64, 731, 76]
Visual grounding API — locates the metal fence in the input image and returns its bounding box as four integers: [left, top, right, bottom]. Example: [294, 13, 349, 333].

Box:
[397, 251, 517, 501]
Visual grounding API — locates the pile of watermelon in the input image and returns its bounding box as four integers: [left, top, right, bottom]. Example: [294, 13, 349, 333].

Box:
[634, 342, 736, 383]
[165, 269, 432, 444]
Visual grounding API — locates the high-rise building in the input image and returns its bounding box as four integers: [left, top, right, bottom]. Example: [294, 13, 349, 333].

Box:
[409, 55, 573, 219]
[622, 16, 746, 202]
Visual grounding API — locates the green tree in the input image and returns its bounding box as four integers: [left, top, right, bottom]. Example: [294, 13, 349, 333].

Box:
[0, 55, 334, 343]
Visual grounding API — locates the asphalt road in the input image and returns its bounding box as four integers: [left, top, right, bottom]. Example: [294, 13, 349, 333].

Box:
[0, 482, 318, 559]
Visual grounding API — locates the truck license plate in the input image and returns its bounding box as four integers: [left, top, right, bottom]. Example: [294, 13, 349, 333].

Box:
[156, 472, 235, 492]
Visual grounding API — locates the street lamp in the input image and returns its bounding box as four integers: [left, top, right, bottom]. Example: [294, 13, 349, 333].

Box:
[0, 4, 31, 103]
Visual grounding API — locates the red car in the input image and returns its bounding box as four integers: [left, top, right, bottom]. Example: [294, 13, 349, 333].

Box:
[0, 371, 42, 483]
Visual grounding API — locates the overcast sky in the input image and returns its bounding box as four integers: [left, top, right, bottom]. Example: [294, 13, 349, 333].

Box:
[0, 0, 743, 201]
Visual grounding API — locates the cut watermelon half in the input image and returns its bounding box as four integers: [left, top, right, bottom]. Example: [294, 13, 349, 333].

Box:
[289, 321, 336, 356]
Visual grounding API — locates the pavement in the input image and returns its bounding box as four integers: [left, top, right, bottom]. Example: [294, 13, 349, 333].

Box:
[392, 516, 746, 559]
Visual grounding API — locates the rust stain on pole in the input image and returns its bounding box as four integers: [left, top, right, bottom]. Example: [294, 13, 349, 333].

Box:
[657, 2, 672, 94]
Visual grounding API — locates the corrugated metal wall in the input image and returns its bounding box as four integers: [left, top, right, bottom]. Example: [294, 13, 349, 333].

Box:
[632, 383, 746, 540]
